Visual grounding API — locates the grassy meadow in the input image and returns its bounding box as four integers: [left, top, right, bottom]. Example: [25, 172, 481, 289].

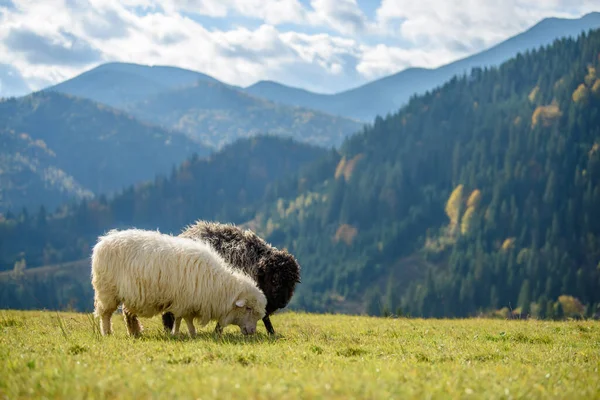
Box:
[0, 310, 599, 399]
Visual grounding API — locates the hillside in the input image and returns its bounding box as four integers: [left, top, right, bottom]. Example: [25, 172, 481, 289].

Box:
[243, 28, 600, 317]
[49, 63, 363, 150]
[0, 135, 327, 275]
[245, 12, 600, 121]
[0, 311, 598, 399]
[3, 30, 600, 320]
[47, 62, 219, 108]
[0, 129, 92, 213]
[0, 91, 209, 210]
[124, 80, 362, 149]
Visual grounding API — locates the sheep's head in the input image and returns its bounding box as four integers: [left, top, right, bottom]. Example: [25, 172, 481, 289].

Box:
[257, 249, 301, 316]
[220, 287, 266, 335]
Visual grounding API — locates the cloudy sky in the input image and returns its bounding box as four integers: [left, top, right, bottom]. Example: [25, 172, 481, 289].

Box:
[0, 0, 597, 96]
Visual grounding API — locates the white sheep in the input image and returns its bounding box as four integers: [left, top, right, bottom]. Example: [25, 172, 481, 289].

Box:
[91, 228, 267, 337]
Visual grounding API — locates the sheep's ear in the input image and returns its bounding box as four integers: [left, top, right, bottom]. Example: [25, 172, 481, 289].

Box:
[235, 299, 246, 308]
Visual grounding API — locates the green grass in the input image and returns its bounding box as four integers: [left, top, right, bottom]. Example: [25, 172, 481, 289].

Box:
[0, 311, 599, 399]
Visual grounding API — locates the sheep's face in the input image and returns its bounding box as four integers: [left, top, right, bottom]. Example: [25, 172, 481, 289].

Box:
[259, 250, 301, 316]
[222, 296, 266, 335]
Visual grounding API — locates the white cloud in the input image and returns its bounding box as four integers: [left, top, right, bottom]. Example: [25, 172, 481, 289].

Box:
[0, 0, 597, 96]
[0, 0, 372, 93]
[308, 0, 368, 35]
[357, 44, 460, 79]
[375, 0, 597, 53]
[160, 0, 308, 26]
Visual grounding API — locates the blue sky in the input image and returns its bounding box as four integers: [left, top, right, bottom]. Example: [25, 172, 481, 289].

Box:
[0, 0, 597, 97]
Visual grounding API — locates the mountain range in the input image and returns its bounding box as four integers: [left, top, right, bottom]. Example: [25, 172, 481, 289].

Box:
[0, 134, 327, 273]
[37, 12, 600, 147]
[2, 14, 600, 318]
[0, 128, 93, 213]
[47, 63, 363, 150]
[245, 12, 600, 121]
[48, 63, 219, 109]
[0, 91, 208, 213]
[2, 27, 600, 317]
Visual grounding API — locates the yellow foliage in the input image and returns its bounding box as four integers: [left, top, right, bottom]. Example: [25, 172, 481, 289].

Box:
[294, 195, 304, 210]
[501, 238, 515, 251]
[531, 104, 562, 127]
[590, 143, 599, 158]
[335, 154, 364, 181]
[424, 235, 456, 253]
[334, 157, 346, 180]
[460, 206, 476, 235]
[494, 307, 510, 319]
[528, 86, 539, 103]
[445, 185, 464, 229]
[278, 192, 324, 220]
[343, 154, 364, 181]
[557, 295, 585, 317]
[304, 194, 313, 208]
[513, 116, 522, 126]
[554, 77, 565, 90]
[466, 189, 482, 209]
[572, 84, 589, 104]
[333, 224, 358, 246]
[592, 79, 600, 96]
[265, 218, 279, 236]
[584, 65, 597, 87]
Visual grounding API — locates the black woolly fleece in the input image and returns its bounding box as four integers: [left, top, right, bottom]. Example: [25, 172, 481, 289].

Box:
[162, 220, 301, 335]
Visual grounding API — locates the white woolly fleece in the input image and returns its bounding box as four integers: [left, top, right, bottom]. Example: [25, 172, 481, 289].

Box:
[91, 229, 266, 327]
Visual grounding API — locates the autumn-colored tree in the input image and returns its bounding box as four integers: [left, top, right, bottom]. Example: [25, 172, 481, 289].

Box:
[461, 206, 476, 235]
[445, 184, 464, 235]
[528, 86, 539, 103]
[466, 189, 482, 209]
[572, 84, 589, 103]
[532, 104, 562, 126]
[592, 80, 600, 96]
[584, 65, 597, 87]
[557, 295, 585, 317]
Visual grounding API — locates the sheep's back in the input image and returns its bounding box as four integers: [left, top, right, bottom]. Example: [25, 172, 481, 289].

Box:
[92, 229, 236, 317]
[181, 222, 271, 280]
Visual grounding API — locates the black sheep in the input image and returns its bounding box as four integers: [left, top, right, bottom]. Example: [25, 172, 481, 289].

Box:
[162, 220, 301, 335]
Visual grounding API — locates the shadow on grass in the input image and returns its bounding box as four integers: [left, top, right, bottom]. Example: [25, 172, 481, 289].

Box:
[123, 327, 281, 345]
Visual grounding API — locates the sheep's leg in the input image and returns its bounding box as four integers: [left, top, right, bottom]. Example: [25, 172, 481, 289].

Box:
[123, 306, 143, 337]
[100, 312, 114, 336]
[262, 315, 275, 335]
[94, 294, 118, 336]
[172, 316, 182, 335]
[162, 312, 175, 333]
[184, 317, 196, 337]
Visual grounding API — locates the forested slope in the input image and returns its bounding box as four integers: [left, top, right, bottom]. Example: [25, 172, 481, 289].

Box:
[0, 135, 327, 273]
[2, 31, 600, 319]
[248, 29, 600, 318]
[0, 92, 208, 211]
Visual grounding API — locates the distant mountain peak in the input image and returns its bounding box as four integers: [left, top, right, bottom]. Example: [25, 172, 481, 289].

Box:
[244, 13, 600, 122]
